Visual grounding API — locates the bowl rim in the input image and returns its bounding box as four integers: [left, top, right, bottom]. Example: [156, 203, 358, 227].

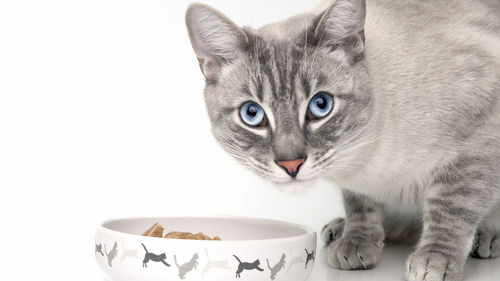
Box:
[97, 215, 317, 244]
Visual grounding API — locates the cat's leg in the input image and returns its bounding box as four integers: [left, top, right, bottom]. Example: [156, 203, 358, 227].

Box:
[470, 204, 500, 259]
[323, 190, 385, 270]
[405, 160, 499, 281]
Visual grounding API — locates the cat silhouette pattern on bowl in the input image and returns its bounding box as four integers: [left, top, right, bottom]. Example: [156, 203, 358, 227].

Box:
[95, 217, 317, 281]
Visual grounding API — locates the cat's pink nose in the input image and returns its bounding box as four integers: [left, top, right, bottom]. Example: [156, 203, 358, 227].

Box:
[276, 158, 306, 178]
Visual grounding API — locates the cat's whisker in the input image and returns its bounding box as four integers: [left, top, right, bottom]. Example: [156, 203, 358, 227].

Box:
[248, 157, 272, 173]
[317, 124, 384, 171]
[311, 121, 377, 168]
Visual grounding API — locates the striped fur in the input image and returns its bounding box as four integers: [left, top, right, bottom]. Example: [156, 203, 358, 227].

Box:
[186, 1, 500, 280]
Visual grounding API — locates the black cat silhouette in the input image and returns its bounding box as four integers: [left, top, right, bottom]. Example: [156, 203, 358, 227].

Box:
[174, 253, 199, 280]
[233, 255, 264, 278]
[305, 248, 315, 269]
[141, 243, 170, 268]
[95, 243, 104, 256]
[104, 242, 118, 267]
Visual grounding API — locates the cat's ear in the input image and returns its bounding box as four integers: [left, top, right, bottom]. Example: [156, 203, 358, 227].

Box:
[314, 0, 365, 56]
[185, 3, 248, 78]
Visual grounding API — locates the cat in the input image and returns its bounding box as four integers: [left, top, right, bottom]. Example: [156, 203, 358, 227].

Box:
[286, 247, 305, 273]
[233, 255, 264, 278]
[95, 242, 104, 256]
[201, 248, 231, 277]
[120, 237, 140, 265]
[304, 249, 315, 269]
[266, 253, 286, 280]
[173, 253, 198, 280]
[141, 243, 170, 268]
[185, 0, 500, 281]
[104, 242, 118, 267]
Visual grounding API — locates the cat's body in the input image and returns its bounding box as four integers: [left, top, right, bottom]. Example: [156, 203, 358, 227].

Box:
[186, 0, 500, 280]
[266, 253, 286, 280]
[141, 243, 170, 268]
[335, 0, 500, 236]
[233, 255, 264, 278]
[174, 253, 198, 280]
[104, 242, 118, 267]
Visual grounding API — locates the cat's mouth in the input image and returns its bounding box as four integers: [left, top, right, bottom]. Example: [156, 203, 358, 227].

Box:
[270, 176, 317, 193]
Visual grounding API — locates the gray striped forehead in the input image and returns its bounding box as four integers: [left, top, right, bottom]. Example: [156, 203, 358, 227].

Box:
[238, 32, 351, 123]
[245, 34, 321, 102]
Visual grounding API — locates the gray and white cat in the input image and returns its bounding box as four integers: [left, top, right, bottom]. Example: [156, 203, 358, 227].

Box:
[185, 1, 500, 281]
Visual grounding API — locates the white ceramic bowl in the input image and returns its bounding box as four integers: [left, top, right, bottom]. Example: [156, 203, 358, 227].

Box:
[95, 216, 317, 281]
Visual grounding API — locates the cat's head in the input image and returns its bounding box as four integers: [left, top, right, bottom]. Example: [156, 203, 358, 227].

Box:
[160, 253, 166, 258]
[186, 0, 374, 185]
[253, 259, 260, 265]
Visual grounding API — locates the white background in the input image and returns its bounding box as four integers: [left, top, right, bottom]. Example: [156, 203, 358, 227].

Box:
[0, 1, 498, 281]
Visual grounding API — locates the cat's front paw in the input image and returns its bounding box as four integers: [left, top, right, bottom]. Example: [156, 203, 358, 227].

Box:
[405, 251, 463, 281]
[327, 235, 383, 270]
[470, 229, 500, 259]
[321, 217, 345, 245]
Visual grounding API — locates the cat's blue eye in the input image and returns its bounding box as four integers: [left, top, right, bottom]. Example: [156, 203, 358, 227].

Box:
[239, 101, 267, 127]
[308, 92, 333, 120]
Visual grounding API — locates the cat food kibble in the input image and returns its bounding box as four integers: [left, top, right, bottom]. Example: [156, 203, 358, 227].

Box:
[143, 223, 164, 237]
[143, 223, 221, 240]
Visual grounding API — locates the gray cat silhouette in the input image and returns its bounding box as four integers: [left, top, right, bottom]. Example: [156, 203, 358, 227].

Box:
[173, 253, 198, 279]
[266, 253, 286, 280]
[233, 255, 264, 278]
[141, 243, 170, 268]
[119, 238, 140, 265]
[201, 248, 231, 277]
[304, 248, 315, 269]
[95, 242, 104, 256]
[104, 242, 118, 267]
[286, 248, 305, 273]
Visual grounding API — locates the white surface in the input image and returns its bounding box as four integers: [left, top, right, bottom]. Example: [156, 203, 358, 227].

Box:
[0, 0, 499, 281]
[96, 217, 316, 281]
[309, 245, 500, 281]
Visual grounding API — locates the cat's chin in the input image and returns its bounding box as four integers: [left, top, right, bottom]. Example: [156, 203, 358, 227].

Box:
[268, 178, 318, 194]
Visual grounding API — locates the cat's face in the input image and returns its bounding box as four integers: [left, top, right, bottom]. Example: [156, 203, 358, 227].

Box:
[160, 253, 166, 258]
[187, 0, 372, 185]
